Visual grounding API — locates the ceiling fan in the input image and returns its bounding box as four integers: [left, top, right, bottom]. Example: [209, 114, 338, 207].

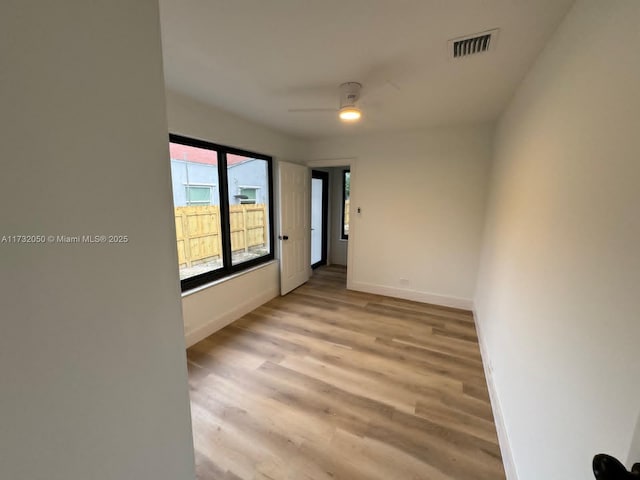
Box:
[287, 82, 365, 122]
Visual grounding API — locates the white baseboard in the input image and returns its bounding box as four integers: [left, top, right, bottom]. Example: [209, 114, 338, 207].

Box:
[349, 281, 473, 310]
[184, 286, 279, 348]
[473, 308, 519, 480]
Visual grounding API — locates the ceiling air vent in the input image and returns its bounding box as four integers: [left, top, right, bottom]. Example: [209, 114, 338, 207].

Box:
[449, 29, 499, 59]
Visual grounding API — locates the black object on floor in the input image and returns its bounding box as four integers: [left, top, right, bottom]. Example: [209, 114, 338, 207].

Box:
[593, 454, 640, 479]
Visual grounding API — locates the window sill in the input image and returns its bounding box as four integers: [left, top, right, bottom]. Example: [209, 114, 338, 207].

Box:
[181, 259, 278, 298]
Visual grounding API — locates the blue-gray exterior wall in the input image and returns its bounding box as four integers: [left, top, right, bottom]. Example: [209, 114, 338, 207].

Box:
[227, 161, 269, 205]
[170, 159, 268, 206]
[170, 160, 219, 206]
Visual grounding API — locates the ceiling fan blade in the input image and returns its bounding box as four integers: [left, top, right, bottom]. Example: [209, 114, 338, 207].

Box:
[287, 108, 337, 113]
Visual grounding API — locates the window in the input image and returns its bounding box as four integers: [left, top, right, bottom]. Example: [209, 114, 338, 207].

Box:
[238, 187, 258, 204]
[341, 169, 350, 239]
[186, 186, 212, 205]
[169, 134, 274, 291]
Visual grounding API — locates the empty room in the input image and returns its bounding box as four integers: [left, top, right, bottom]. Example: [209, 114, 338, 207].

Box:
[2, 1, 639, 480]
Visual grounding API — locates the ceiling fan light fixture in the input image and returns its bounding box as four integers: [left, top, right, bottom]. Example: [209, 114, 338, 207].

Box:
[338, 106, 362, 122]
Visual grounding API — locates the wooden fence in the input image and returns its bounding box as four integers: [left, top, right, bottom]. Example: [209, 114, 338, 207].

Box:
[175, 204, 267, 267]
[344, 199, 350, 233]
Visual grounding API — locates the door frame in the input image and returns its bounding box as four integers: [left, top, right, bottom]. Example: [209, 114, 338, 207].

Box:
[306, 157, 357, 290]
[311, 170, 329, 269]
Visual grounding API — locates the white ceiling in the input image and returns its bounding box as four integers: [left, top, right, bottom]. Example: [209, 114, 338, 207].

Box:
[159, 0, 574, 140]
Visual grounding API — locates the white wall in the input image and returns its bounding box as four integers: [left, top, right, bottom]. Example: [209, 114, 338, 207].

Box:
[309, 125, 493, 308]
[166, 90, 307, 162]
[0, 2, 195, 480]
[165, 90, 307, 345]
[475, 1, 640, 478]
[182, 262, 280, 346]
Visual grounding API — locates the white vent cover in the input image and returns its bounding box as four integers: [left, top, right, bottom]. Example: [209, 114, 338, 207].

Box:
[449, 29, 499, 59]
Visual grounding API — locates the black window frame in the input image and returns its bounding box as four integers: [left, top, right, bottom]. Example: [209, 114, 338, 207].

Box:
[341, 169, 350, 240]
[169, 133, 275, 292]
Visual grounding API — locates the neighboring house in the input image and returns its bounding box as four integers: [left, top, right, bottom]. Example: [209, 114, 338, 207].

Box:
[169, 143, 268, 207]
[227, 160, 269, 205]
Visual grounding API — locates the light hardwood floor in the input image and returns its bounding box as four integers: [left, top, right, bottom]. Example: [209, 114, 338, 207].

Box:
[187, 265, 505, 480]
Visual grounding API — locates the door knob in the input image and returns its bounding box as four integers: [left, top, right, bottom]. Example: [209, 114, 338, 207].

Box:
[279, 235, 289, 240]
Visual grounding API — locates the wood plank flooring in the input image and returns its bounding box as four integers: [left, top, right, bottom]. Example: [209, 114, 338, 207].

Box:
[187, 265, 505, 479]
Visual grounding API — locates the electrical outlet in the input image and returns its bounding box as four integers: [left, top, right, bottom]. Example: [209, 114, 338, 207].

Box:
[399, 278, 410, 286]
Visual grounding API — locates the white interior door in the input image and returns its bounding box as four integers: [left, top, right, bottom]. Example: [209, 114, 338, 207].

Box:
[279, 161, 310, 295]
